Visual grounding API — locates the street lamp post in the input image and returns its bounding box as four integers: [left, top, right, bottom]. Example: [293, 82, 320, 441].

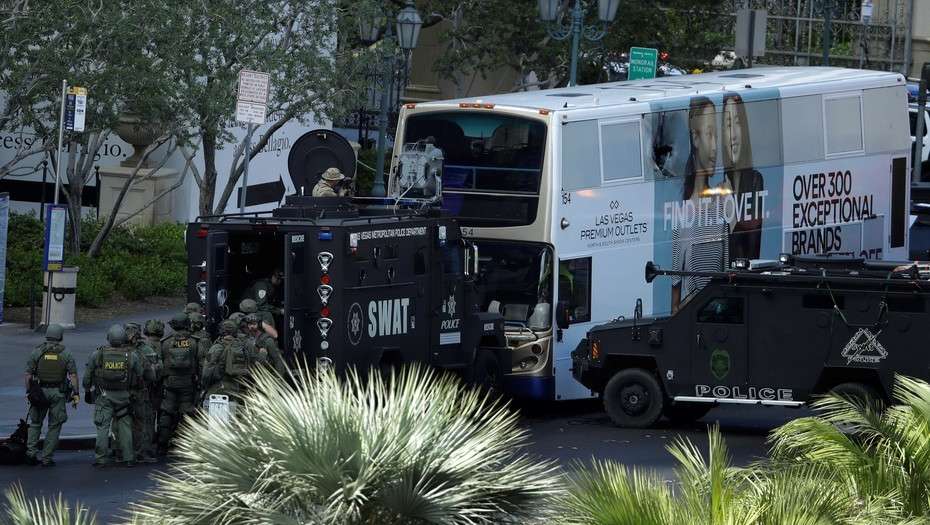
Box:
[819, 0, 838, 66]
[359, 1, 422, 197]
[539, 0, 620, 87]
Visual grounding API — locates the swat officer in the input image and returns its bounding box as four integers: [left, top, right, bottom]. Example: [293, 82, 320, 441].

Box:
[244, 313, 287, 377]
[143, 319, 165, 348]
[84, 325, 146, 467]
[157, 313, 200, 454]
[202, 320, 253, 407]
[311, 167, 352, 197]
[142, 319, 165, 437]
[24, 324, 79, 467]
[244, 270, 284, 314]
[189, 312, 212, 382]
[183, 302, 202, 316]
[124, 323, 160, 463]
[239, 298, 278, 339]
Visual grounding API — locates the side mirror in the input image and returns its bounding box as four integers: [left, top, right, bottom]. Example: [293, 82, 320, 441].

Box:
[556, 300, 571, 329]
[645, 261, 659, 283]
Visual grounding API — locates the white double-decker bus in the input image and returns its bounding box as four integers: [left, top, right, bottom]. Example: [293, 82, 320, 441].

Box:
[390, 67, 911, 401]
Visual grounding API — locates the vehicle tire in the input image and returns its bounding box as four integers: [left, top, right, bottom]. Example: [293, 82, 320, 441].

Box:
[470, 348, 502, 395]
[603, 368, 665, 428]
[828, 382, 883, 408]
[664, 402, 712, 425]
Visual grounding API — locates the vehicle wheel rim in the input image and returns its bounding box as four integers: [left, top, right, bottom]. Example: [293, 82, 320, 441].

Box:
[620, 383, 649, 416]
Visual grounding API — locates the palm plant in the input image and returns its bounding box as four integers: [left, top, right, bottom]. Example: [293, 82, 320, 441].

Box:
[1, 484, 97, 525]
[126, 365, 563, 525]
[562, 425, 890, 525]
[770, 375, 930, 521]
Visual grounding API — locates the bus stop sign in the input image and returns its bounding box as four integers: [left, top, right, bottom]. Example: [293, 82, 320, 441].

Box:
[628, 47, 658, 81]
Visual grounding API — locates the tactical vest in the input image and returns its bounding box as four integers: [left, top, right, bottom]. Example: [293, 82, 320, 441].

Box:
[224, 338, 251, 378]
[97, 347, 132, 390]
[165, 336, 195, 373]
[35, 343, 67, 384]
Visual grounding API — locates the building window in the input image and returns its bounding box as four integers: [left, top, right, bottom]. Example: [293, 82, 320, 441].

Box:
[559, 257, 592, 324]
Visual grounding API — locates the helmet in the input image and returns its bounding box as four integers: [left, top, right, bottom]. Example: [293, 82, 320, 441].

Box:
[124, 322, 142, 341]
[143, 319, 165, 337]
[220, 320, 238, 335]
[45, 324, 64, 342]
[228, 312, 245, 325]
[169, 312, 190, 331]
[189, 313, 205, 331]
[244, 313, 260, 325]
[184, 302, 203, 314]
[106, 324, 127, 346]
[239, 299, 258, 314]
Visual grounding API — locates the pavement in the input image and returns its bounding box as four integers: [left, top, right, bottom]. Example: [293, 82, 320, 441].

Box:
[0, 307, 179, 437]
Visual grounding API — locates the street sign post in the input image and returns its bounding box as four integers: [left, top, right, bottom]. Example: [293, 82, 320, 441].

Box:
[236, 69, 271, 213]
[628, 47, 658, 81]
[735, 8, 768, 67]
[65, 86, 87, 132]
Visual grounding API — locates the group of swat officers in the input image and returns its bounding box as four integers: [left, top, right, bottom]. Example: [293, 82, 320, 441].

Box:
[23, 293, 286, 468]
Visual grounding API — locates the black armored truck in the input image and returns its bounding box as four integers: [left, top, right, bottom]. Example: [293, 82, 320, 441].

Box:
[572, 256, 930, 428]
[185, 132, 506, 385]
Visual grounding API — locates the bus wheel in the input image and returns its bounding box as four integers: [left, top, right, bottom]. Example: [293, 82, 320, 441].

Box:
[470, 349, 502, 394]
[664, 402, 712, 425]
[603, 368, 664, 428]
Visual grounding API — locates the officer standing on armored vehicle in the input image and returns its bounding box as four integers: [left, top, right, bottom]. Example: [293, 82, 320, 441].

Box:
[84, 325, 146, 467]
[157, 313, 200, 454]
[244, 313, 286, 376]
[124, 322, 160, 463]
[311, 167, 352, 197]
[24, 324, 79, 467]
[202, 320, 254, 409]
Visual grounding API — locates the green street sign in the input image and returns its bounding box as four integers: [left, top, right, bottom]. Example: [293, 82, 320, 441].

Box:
[628, 47, 658, 81]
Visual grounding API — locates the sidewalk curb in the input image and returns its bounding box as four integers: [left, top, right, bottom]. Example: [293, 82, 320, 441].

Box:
[57, 435, 95, 450]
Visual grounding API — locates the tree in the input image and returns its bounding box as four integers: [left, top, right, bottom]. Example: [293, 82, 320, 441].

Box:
[0, 1, 178, 254]
[421, 0, 731, 92]
[153, 0, 374, 217]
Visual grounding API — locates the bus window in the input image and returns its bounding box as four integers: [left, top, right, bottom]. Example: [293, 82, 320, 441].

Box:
[477, 241, 553, 331]
[825, 95, 864, 155]
[403, 112, 546, 227]
[600, 120, 643, 183]
[558, 258, 592, 324]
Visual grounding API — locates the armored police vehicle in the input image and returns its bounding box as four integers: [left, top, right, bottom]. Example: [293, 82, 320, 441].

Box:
[185, 134, 506, 385]
[572, 256, 930, 427]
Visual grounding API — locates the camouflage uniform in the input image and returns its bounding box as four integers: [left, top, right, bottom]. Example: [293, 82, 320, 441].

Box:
[157, 314, 200, 453]
[25, 324, 78, 466]
[245, 314, 287, 376]
[143, 319, 166, 448]
[203, 320, 254, 404]
[189, 312, 212, 384]
[125, 323, 160, 463]
[84, 325, 147, 466]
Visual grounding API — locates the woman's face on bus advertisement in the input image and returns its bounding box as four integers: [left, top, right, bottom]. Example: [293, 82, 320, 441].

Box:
[723, 101, 743, 168]
[690, 104, 717, 173]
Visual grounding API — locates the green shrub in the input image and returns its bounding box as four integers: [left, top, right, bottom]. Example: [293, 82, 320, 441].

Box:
[3, 212, 186, 308]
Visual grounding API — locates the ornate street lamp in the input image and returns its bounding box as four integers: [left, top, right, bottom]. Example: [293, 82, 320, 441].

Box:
[358, 1, 423, 197]
[539, 0, 620, 86]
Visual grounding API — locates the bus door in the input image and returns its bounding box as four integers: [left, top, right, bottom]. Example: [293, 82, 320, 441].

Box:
[283, 232, 311, 360]
[555, 257, 595, 399]
[690, 296, 748, 397]
[205, 230, 229, 327]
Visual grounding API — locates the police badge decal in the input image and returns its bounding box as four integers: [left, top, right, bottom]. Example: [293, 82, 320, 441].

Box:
[710, 348, 730, 380]
[348, 302, 363, 346]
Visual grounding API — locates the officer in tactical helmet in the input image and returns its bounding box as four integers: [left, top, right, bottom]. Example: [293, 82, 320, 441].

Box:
[239, 298, 278, 339]
[157, 313, 201, 455]
[245, 313, 287, 377]
[183, 302, 203, 315]
[189, 312, 212, 382]
[142, 319, 166, 435]
[24, 324, 79, 466]
[143, 319, 165, 348]
[83, 325, 146, 467]
[202, 320, 254, 408]
[124, 323, 160, 463]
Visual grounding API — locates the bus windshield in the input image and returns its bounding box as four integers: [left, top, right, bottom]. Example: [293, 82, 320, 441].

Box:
[476, 241, 552, 331]
[403, 111, 546, 227]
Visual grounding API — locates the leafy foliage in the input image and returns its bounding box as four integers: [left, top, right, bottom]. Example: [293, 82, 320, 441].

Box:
[1, 484, 96, 525]
[2, 213, 185, 307]
[127, 365, 563, 524]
